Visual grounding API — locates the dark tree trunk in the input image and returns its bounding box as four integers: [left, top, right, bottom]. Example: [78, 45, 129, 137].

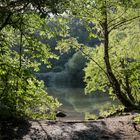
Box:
[102, 5, 137, 109]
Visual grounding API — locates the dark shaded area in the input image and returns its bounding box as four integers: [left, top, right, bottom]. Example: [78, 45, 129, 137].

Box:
[29, 121, 52, 140]
[45, 122, 121, 140]
[72, 123, 121, 140]
[0, 120, 120, 140]
[0, 121, 121, 140]
[1, 117, 139, 140]
[0, 119, 31, 140]
[22, 121, 122, 140]
[56, 111, 67, 117]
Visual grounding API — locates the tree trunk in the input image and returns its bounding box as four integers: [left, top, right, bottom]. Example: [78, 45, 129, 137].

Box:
[102, 6, 137, 109]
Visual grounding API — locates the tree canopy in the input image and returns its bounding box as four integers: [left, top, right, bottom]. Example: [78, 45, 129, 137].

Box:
[57, 0, 140, 109]
[0, 0, 71, 119]
[0, 0, 140, 119]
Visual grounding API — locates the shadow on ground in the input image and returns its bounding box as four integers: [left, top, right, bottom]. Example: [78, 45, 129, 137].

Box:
[0, 119, 31, 140]
[71, 123, 121, 140]
[27, 121, 123, 140]
[0, 120, 121, 140]
[0, 115, 140, 140]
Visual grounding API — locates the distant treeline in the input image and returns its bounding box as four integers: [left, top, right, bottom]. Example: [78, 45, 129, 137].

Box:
[37, 19, 100, 87]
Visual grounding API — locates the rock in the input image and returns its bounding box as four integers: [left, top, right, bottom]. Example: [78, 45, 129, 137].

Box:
[56, 111, 66, 117]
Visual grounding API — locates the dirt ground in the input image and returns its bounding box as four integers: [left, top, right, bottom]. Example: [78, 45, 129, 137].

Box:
[0, 114, 140, 140]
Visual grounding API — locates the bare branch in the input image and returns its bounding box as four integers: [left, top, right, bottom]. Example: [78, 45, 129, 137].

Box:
[108, 10, 127, 26]
[76, 45, 108, 75]
[109, 15, 140, 32]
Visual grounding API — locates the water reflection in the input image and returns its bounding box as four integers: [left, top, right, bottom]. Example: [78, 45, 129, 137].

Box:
[47, 87, 118, 120]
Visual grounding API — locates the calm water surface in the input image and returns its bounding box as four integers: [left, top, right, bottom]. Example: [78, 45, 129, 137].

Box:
[47, 87, 118, 120]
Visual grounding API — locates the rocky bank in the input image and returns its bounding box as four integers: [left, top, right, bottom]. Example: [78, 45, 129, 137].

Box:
[0, 114, 140, 140]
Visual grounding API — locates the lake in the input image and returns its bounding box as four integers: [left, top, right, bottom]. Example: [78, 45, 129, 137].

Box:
[47, 87, 118, 120]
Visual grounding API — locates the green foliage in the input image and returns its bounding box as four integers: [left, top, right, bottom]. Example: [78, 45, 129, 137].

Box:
[85, 112, 98, 120]
[64, 0, 140, 108]
[69, 0, 140, 40]
[84, 104, 124, 120]
[84, 45, 107, 94]
[0, 8, 63, 119]
[99, 105, 124, 118]
[133, 115, 140, 124]
[56, 37, 80, 53]
[84, 21, 140, 105]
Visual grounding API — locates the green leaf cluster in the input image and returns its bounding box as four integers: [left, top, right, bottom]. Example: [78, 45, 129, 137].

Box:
[64, 0, 140, 108]
[0, 11, 61, 119]
[84, 21, 140, 104]
[133, 114, 140, 124]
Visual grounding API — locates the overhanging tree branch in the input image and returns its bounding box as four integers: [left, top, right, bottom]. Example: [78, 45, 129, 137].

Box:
[108, 10, 127, 26]
[75, 44, 108, 75]
[108, 15, 140, 32]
